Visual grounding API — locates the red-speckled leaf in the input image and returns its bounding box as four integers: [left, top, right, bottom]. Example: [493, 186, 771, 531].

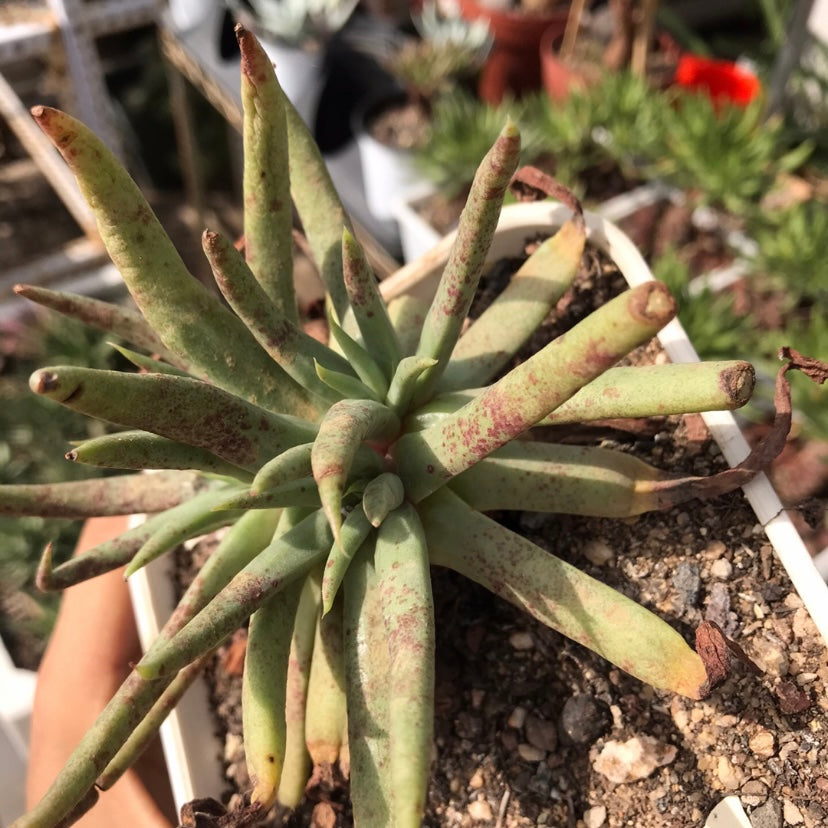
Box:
[421, 488, 708, 698]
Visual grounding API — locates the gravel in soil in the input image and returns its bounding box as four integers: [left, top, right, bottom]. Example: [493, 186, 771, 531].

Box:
[170, 244, 827, 827]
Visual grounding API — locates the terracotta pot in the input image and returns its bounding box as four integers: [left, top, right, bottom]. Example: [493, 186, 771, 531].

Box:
[458, 0, 569, 103]
[539, 25, 596, 101]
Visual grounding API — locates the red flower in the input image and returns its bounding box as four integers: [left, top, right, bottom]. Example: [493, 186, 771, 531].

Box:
[674, 54, 761, 108]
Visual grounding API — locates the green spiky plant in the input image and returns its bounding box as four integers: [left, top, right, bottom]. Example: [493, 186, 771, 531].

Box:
[6, 27, 804, 828]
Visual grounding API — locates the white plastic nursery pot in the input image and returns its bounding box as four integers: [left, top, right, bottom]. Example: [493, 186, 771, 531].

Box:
[257, 37, 324, 129]
[391, 183, 442, 263]
[354, 95, 424, 222]
[129, 201, 828, 815]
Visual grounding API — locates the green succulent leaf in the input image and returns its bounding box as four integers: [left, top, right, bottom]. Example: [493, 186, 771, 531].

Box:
[326, 314, 390, 399]
[252, 443, 313, 493]
[314, 359, 380, 401]
[414, 121, 521, 399]
[450, 441, 665, 517]
[386, 294, 429, 357]
[421, 488, 708, 699]
[136, 508, 332, 679]
[343, 540, 392, 827]
[203, 228, 349, 404]
[109, 343, 191, 377]
[243, 580, 304, 808]
[321, 507, 374, 614]
[439, 216, 586, 391]
[29, 366, 318, 472]
[68, 430, 252, 480]
[311, 400, 400, 544]
[374, 503, 434, 827]
[13, 284, 183, 369]
[277, 569, 319, 809]
[386, 356, 439, 415]
[305, 586, 348, 768]
[362, 473, 406, 528]
[0, 470, 202, 518]
[395, 282, 677, 502]
[31, 106, 316, 418]
[341, 228, 401, 375]
[238, 26, 296, 320]
[125, 489, 244, 577]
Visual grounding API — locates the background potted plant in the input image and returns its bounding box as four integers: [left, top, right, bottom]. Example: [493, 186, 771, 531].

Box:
[6, 24, 828, 828]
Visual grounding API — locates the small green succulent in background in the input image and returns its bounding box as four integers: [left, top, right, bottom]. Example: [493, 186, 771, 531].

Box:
[414, 89, 541, 198]
[653, 93, 812, 215]
[8, 26, 809, 828]
[745, 198, 828, 304]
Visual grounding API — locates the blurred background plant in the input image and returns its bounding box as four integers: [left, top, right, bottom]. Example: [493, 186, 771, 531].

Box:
[0, 310, 125, 668]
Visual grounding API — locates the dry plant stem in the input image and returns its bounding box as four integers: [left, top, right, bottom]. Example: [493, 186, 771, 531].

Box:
[31, 105, 316, 418]
[238, 26, 295, 320]
[560, 0, 589, 62]
[421, 488, 709, 698]
[0, 471, 201, 518]
[396, 281, 676, 502]
[29, 366, 317, 473]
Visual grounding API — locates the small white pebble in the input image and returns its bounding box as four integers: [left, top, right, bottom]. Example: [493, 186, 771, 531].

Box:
[507, 706, 527, 729]
[749, 728, 776, 759]
[509, 631, 534, 651]
[582, 538, 614, 566]
[710, 558, 733, 579]
[717, 756, 741, 790]
[583, 805, 607, 828]
[467, 798, 493, 822]
[468, 769, 485, 789]
[783, 798, 804, 825]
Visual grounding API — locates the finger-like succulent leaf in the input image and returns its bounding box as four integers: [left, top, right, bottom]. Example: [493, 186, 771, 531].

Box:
[203, 229, 350, 402]
[13, 284, 183, 369]
[29, 366, 317, 472]
[68, 431, 252, 480]
[210, 477, 322, 511]
[413, 121, 521, 398]
[326, 314, 390, 399]
[305, 589, 348, 767]
[421, 488, 708, 698]
[125, 491, 244, 577]
[137, 509, 331, 679]
[374, 503, 434, 827]
[109, 343, 191, 377]
[395, 282, 677, 502]
[277, 569, 319, 809]
[0, 471, 201, 518]
[440, 217, 586, 391]
[343, 541, 392, 826]
[341, 228, 401, 375]
[362, 473, 405, 528]
[409, 361, 756, 430]
[386, 356, 438, 415]
[243, 580, 304, 808]
[312, 400, 400, 543]
[450, 441, 666, 517]
[321, 507, 374, 614]
[31, 105, 316, 418]
[238, 26, 295, 320]
[386, 294, 429, 357]
[315, 359, 380, 401]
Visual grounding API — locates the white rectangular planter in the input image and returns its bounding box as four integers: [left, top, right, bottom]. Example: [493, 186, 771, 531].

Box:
[130, 200, 828, 813]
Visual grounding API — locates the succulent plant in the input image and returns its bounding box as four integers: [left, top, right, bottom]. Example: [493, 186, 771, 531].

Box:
[7, 26, 818, 828]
